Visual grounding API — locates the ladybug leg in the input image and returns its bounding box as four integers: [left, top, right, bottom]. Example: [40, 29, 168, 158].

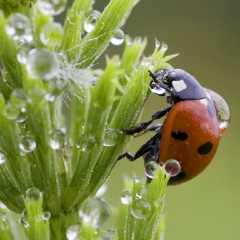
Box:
[151, 106, 172, 120]
[117, 131, 161, 162]
[145, 123, 162, 132]
[123, 106, 171, 136]
[122, 119, 153, 136]
[136, 123, 162, 136]
[117, 141, 154, 161]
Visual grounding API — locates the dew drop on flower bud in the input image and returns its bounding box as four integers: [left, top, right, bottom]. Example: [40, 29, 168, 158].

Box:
[0, 151, 6, 164]
[26, 49, 57, 81]
[144, 161, 159, 179]
[40, 22, 63, 48]
[103, 128, 122, 147]
[163, 159, 181, 177]
[38, 0, 67, 16]
[42, 211, 51, 220]
[84, 10, 101, 33]
[78, 198, 111, 228]
[110, 29, 125, 45]
[26, 188, 42, 201]
[121, 190, 132, 205]
[6, 13, 31, 42]
[19, 135, 36, 153]
[131, 199, 151, 219]
[49, 129, 66, 150]
[66, 224, 79, 240]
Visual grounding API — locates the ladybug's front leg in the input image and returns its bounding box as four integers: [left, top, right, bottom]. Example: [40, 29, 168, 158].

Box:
[123, 106, 172, 136]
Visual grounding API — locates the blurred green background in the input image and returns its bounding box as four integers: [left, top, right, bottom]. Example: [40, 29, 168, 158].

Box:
[67, 0, 239, 239]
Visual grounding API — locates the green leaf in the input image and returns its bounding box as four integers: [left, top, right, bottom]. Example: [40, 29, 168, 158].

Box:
[117, 169, 169, 240]
[0, 0, 35, 16]
[62, 56, 120, 211]
[0, 13, 24, 98]
[0, 204, 14, 240]
[23, 189, 50, 240]
[76, 0, 136, 67]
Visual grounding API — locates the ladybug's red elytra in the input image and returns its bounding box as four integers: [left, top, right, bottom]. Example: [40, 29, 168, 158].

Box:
[118, 68, 230, 185]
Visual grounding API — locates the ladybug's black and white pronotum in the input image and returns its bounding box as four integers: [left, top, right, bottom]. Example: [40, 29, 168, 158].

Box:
[118, 68, 230, 185]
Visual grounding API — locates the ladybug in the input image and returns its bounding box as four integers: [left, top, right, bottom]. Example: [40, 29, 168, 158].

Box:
[118, 68, 230, 185]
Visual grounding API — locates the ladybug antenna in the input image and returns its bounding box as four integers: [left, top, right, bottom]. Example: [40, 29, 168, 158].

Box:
[148, 70, 158, 83]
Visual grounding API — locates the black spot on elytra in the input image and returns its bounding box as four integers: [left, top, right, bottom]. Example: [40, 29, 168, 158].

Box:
[171, 130, 188, 141]
[170, 172, 186, 182]
[207, 98, 217, 119]
[198, 141, 213, 155]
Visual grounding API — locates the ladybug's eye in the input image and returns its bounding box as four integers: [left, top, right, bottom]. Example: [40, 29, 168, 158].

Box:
[149, 80, 165, 96]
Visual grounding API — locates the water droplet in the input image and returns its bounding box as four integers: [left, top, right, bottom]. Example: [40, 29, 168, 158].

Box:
[19, 135, 36, 153]
[131, 199, 151, 219]
[205, 89, 230, 136]
[38, 0, 67, 16]
[22, 209, 28, 218]
[161, 43, 168, 53]
[144, 161, 159, 179]
[141, 57, 154, 69]
[155, 39, 161, 49]
[0, 202, 7, 209]
[133, 176, 141, 184]
[84, 10, 101, 33]
[6, 13, 31, 42]
[45, 93, 55, 102]
[26, 188, 42, 201]
[154, 198, 165, 208]
[17, 42, 36, 64]
[0, 203, 7, 221]
[66, 224, 79, 240]
[96, 184, 107, 197]
[35, 214, 43, 222]
[15, 107, 28, 123]
[110, 29, 125, 45]
[40, 22, 63, 48]
[149, 79, 166, 95]
[121, 190, 132, 205]
[42, 211, 51, 220]
[103, 128, 122, 147]
[0, 212, 7, 221]
[77, 134, 95, 152]
[10, 89, 28, 108]
[163, 159, 181, 177]
[101, 229, 117, 240]
[19, 216, 29, 228]
[219, 120, 229, 135]
[0, 151, 5, 164]
[26, 49, 58, 81]
[4, 103, 20, 120]
[45, 81, 62, 102]
[136, 186, 148, 199]
[78, 198, 111, 228]
[24, 33, 33, 42]
[49, 129, 66, 150]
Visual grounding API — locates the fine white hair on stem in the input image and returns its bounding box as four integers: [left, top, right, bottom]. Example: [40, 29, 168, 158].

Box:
[55, 52, 97, 101]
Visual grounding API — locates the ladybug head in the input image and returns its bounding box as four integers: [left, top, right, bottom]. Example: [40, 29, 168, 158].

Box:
[149, 68, 207, 100]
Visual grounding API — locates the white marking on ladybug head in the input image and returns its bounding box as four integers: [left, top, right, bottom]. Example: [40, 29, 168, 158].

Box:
[199, 99, 208, 107]
[172, 80, 187, 92]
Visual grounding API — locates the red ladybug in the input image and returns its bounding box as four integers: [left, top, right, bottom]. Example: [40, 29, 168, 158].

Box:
[118, 68, 230, 185]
